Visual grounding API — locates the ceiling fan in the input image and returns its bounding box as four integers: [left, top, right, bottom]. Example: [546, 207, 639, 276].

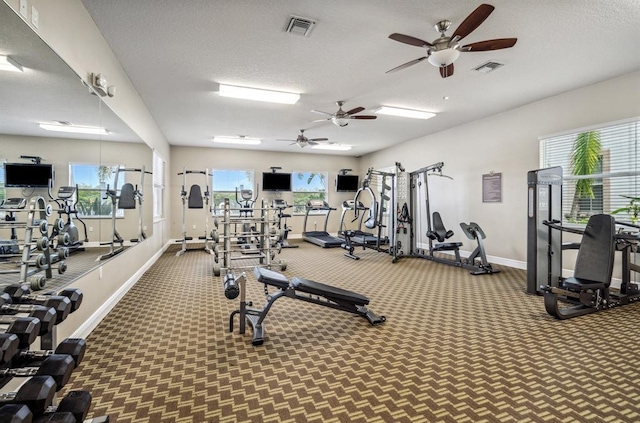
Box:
[276, 129, 330, 148]
[311, 101, 377, 127]
[386, 3, 517, 78]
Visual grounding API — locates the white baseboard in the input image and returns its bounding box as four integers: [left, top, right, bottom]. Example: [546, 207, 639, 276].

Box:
[70, 241, 172, 339]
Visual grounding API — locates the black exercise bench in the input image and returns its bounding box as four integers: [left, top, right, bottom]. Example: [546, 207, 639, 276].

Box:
[226, 267, 385, 345]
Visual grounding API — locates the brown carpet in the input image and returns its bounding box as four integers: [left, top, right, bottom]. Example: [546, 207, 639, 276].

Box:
[63, 241, 640, 422]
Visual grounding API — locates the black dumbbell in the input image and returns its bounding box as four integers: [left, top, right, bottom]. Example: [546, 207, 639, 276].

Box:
[14, 338, 86, 370]
[0, 375, 57, 416]
[0, 333, 20, 365]
[0, 292, 71, 325]
[0, 297, 57, 336]
[0, 316, 41, 349]
[0, 354, 75, 391]
[0, 404, 32, 423]
[4, 286, 82, 313]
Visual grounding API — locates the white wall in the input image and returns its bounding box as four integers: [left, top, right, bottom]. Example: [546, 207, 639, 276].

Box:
[360, 71, 640, 268]
[170, 146, 361, 238]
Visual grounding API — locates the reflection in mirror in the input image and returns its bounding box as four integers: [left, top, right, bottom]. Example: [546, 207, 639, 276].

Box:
[0, 3, 152, 291]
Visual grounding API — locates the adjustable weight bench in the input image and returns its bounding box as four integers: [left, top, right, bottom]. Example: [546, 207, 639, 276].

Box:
[225, 267, 386, 345]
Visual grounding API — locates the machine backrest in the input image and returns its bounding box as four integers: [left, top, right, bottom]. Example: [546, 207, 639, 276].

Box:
[118, 183, 136, 209]
[430, 212, 453, 242]
[574, 214, 615, 284]
[188, 185, 204, 209]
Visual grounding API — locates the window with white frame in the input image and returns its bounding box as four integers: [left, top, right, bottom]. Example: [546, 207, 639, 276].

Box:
[152, 150, 165, 220]
[211, 169, 255, 215]
[539, 119, 639, 224]
[69, 163, 124, 218]
[292, 171, 328, 214]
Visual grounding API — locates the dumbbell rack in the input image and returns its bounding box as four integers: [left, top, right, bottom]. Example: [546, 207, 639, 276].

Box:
[0, 197, 68, 290]
[211, 198, 286, 277]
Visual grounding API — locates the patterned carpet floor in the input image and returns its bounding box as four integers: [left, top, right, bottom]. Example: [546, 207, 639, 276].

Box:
[62, 241, 640, 422]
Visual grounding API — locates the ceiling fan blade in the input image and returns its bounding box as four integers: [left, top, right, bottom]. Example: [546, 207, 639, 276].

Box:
[462, 38, 517, 51]
[451, 3, 494, 41]
[350, 115, 377, 120]
[389, 33, 432, 47]
[385, 56, 428, 74]
[308, 141, 319, 146]
[310, 109, 333, 116]
[309, 138, 329, 142]
[310, 118, 330, 123]
[345, 107, 365, 115]
[439, 63, 454, 78]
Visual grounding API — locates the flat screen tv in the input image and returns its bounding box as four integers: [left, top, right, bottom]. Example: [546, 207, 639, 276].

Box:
[336, 174, 359, 192]
[262, 172, 291, 191]
[4, 163, 54, 188]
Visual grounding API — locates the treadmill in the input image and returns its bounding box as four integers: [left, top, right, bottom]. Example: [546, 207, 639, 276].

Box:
[302, 200, 344, 248]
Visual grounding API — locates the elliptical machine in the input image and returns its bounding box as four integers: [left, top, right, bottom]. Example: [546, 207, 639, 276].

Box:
[272, 199, 298, 248]
[235, 185, 260, 253]
[49, 185, 88, 254]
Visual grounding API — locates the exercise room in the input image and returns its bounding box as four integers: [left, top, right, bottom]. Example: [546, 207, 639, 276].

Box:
[0, 1, 639, 422]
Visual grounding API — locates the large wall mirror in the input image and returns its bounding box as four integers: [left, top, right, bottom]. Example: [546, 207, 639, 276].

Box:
[0, 3, 152, 290]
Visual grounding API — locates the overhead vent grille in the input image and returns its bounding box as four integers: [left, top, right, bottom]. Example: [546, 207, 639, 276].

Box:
[473, 61, 504, 73]
[285, 15, 316, 37]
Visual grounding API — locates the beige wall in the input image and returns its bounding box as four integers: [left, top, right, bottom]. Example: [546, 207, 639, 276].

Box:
[360, 71, 640, 268]
[169, 146, 361, 238]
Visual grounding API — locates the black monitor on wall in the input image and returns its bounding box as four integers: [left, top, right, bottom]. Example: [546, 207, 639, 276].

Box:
[336, 174, 359, 192]
[262, 172, 292, 192]
[4, 163, 54, 188]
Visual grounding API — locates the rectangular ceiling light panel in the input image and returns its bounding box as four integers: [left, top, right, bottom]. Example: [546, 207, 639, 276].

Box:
[213, 136, 262, 145]
[219, 84, 300, 104]
[312, 144, 352, 151]
[0, 55, 23, 72]
[39, 123, 108, 135]
[374, 106, 436, 120]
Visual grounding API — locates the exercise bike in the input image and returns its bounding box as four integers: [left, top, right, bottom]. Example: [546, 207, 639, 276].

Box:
[49, 185, 88, 254]
[271, 199, 298, 248]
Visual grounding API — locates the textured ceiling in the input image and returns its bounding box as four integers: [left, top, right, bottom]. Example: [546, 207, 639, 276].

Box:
[14, 1, 640, 156]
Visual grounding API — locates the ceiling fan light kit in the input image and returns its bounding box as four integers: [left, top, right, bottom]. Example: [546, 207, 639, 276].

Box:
[387, 3, 517, 78]
[218, 84, 300, 104]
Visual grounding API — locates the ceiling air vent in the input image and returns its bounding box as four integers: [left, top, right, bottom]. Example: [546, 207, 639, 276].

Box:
[285, 15, 316, 37]
[473, 61, 504, 73]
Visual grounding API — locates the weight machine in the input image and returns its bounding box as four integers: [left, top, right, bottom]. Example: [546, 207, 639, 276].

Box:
[48, 185, 88, 255]
[392, 162, 499, 274]
[98, 166, 151, 261]
[176, 168, 214, 257]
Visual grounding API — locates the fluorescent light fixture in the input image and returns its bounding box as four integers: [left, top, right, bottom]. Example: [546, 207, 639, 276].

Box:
[374, 106, 436, 120]
[39, 122, 109, 135]
[0, 55, 23, 72]
[213, 136, 262, 145]
[218, 84, 300, 104]
[311, 143, 352, 151]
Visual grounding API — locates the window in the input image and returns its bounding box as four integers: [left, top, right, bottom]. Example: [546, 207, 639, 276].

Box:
[153, 150, 165, 220]
[292, 172, 327, 214]
[69, 163, 123, 218]
[211, 169, 254, 215]
[540, 119, 639, 224]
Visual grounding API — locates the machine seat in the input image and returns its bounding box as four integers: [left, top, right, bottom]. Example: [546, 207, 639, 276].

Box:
[562, 277, 606, 291]
[433, 242, 462, 251]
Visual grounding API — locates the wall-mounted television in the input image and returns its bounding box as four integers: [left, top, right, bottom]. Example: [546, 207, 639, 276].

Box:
[4, 163, 54, 188]
[336, 174, 359, 192]
[262, 172, 292, 192]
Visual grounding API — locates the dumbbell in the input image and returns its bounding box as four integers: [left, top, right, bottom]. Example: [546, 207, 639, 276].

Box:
[0, 300, 56, 337]
[0, 354, 75, 391]
[0, 292, 71, 325]
[4, 286, 83, 313]
[0, 404, 32, 423]
[0, 316, 42, 349]
[0, 333, 20, 365]
[13, 338, 86, 370]
[0, 390, 96, 423]
[0, 375, 57, 416]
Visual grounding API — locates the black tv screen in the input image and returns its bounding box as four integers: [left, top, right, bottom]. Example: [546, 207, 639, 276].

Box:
[4, 163, 54, 188]
[336, 174, 359, 192]
[262, 172, 291, 191]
